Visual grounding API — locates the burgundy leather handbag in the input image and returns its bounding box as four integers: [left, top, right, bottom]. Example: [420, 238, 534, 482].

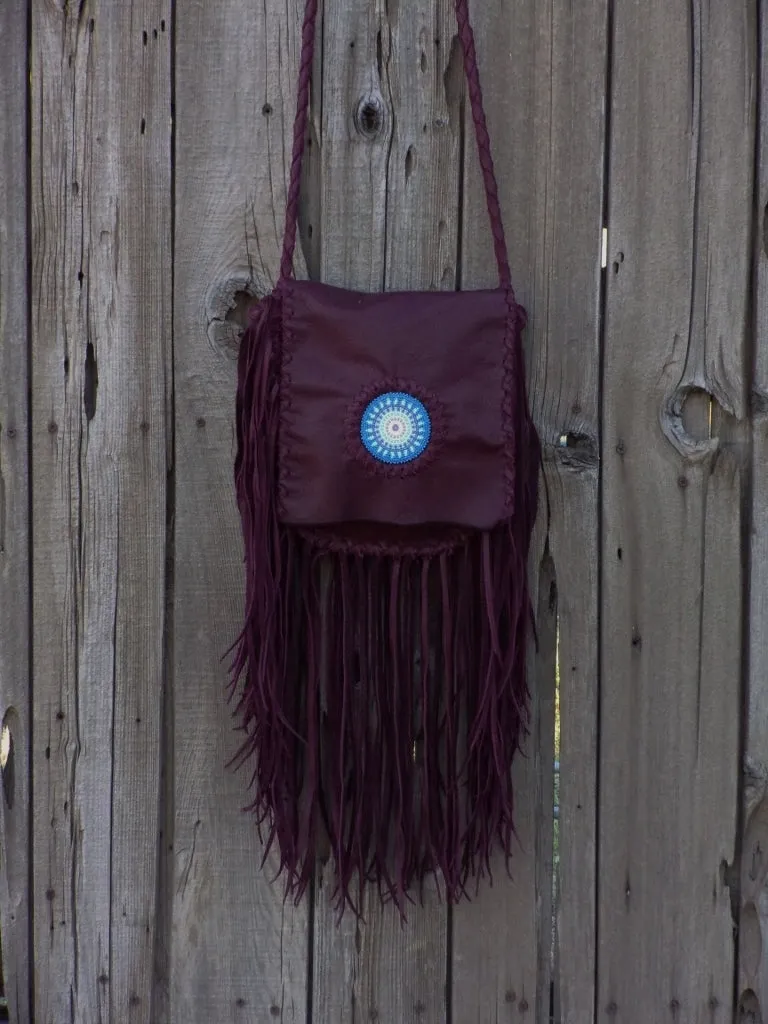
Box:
[231, 0, 541, 916]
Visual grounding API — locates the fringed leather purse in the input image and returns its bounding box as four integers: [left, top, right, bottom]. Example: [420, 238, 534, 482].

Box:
[230, 0, 541, 916]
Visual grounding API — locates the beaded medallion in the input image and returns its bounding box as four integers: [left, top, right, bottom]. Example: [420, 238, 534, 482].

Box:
[360, 391, 431, 465]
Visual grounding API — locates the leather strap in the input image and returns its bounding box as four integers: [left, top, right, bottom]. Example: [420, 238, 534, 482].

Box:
[279, 0, 512, 292]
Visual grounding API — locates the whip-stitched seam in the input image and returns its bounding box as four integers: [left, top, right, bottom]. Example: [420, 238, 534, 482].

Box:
[276, 281, 295, 518]
[297, 525, 470, 558]
[502, 289, 527, 515]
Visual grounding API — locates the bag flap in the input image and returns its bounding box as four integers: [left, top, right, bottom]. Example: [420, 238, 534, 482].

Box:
[278, 278, 519, 530]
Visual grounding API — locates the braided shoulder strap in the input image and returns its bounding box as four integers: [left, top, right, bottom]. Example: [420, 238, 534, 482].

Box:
[279, 0, 512, 293]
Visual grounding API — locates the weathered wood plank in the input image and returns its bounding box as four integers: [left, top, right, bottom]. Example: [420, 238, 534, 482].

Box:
[0, 4, 31, 1021]
[599, 0, 754, 1019]
[107, 7, 172, 1021]
[30, 1, 170, 1019]
[310, 2, 458, 1020]
[171, 0, 309, 1019]
[738, 2, 768, 1015]
[452, 0, 605, 1020]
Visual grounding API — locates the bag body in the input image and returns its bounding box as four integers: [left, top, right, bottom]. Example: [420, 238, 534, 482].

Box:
[230, 0, 541, 916]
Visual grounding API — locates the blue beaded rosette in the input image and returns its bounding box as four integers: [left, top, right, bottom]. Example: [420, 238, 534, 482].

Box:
[360, 391, 431, 465]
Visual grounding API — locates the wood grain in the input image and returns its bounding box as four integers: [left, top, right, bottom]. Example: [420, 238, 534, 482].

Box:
[0, 4, 30, 1022]
[739, 1, 768, 1015]
[16, 0, 761, 1018]
[30, 1, 170, 1020]
[171, 0, 309, 1018]
[311, 2, 457, 1020]
[317, 0, 392, 292]
[453, 0, 606, 1020]
[599, 0, 754, 1019]
[30, 2, 171, 1020]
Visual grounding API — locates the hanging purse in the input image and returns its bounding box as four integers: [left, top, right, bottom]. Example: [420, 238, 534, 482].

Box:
[230, 0, 541, 916]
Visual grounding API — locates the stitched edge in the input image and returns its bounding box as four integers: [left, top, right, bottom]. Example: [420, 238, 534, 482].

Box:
[276, 280, 294, 518]
[344, 376, 448, 479]
[296, 524, 470, 557]
[502, 290, 527, 515]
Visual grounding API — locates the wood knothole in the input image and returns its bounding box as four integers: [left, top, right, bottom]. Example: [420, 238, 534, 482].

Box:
[737, 988, 761, 1022]
[354, 93, 386, 139]
[84, 341, 98, 421]
[552, 430, 598, 471]
[405, 145, 415, 181]
[1, 709, 14, 810]
[660, 384, 723, 461]
[206, 277, 261, 359]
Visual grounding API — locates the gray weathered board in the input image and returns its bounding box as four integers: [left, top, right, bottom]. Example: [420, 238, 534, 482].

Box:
[0, 0, 761, 1020]
[452, 1, 605, 1021]
[172, 0, 310, 1018]
[599, 0, 753, 1020]
[740, 1, 768, 1019]
[0, 5, 30, 1023]
[30, 1, 170, 1020]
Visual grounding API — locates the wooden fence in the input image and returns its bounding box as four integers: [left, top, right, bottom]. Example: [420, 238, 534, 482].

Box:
[0, 0, 764, 1020]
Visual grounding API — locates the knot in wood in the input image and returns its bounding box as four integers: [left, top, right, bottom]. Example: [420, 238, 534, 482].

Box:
[660, 384, 719, 462]
[354, 94, 385, 138]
